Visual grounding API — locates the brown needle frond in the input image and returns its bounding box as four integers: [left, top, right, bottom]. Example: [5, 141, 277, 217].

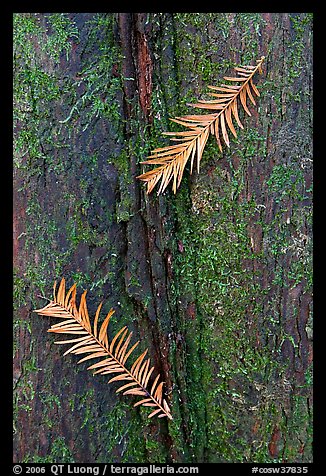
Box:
[34, 278, 172, 421]
[137, 56, 265, 195]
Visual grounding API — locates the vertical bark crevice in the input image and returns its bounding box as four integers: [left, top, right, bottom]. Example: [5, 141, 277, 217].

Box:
[117, 13, 176, 458]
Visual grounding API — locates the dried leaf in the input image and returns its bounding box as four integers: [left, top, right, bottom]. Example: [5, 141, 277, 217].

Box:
[130, 349, 148, 377]
[208, 85, 238, 93]
[143, 366, 155, 388]
[117, 331, 133, 362]
[93, 301, 103, 339]
[64, 283, 76, 309]
[77, 351, 108, 364]
[148, 408, 162, 419]
[189, 102, 225, 110]
[50, 318, 77, 328]
[137, 56, 265, 194]
[240, 88, 251, 116]
[134, 398, 152, 407]
[246, 83, 256, 105]
[151, 374, 161, 395]
[62, 338, 94, 356]
[154, 382, 164, 404]
[98, 309, 115, 344]
[139, 359, 150, 385]
[94, 365, 122, 375]
[87, 358, 114, 370]
[57, 278, 65, 306]
[34, 278, 173, 421]
[54, 336, 91, 345]
[122, 341, 140, 365]
[73, 344, 102, 355]
[214, 117, 223, 153]
[220, 112, 230, 147]
[114, 328, 129, 358]
[108, 373, 130, 383]
[231, 98, 244, 129]
[223, 76, 247, 81]
[116, 382, 138, 393]
[250, 78, 260, 96]
[225, 106, 237, 138]
[234, 66, 252, 73]
[123, 389, 147, 396]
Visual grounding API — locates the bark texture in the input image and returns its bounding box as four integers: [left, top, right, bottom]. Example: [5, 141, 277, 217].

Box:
[13, 13, 313, 463]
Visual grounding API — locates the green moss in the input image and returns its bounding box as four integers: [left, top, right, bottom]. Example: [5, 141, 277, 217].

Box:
[23, 436, 75, 463]
[144, 439, 166, 463]
[168, 145, 290, 461]
[40, 393, 62, 409]
[234, 14, 266, 63]
[267, 165, 307, 203]
[75, 388, 95, 432]
[13, 354, 39, 435]
[167, 116, 312, 460]
[13, 12, 124, 185]
[13, 13, 78, 178]
[113, 148, 135, 223]
[66, 212, 98, 248]
[43, 14, 78, 62]
[13, 271, 28, 310]
[14, 14, 135, 462]
[263, 163, 312, 291]
[96, 402, 148, 463]
[281, 394, 312, 462]
[50, 436, 74, 461]
[60, 14, 123, 133]
[287, 14, 313, 86]
[169, 12, 265, 96]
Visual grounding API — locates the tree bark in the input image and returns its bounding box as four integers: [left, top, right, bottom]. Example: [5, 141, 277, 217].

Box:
[13, 13, 312, 463]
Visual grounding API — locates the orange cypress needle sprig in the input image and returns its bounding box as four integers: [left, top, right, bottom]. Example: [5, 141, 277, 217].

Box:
[137, 56, 265, 195]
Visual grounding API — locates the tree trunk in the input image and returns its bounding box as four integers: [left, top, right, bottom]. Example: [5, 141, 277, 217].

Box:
[13, 13, 313, 463]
